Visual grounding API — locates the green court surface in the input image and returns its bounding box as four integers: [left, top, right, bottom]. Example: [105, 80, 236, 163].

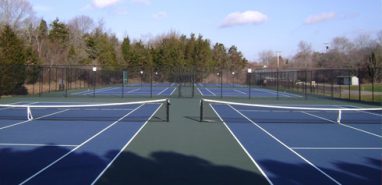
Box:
[95, 98, 269, 185]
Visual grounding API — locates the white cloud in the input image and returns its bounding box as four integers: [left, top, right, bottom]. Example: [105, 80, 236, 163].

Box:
[93, 0, 121, 8]
[153, 11, 168, 20]
[304, 12, 336, 24]
[220, 10, 268, 28]
[131, 0, 151, 5]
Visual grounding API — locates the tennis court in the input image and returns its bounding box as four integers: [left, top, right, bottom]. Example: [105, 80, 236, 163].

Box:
[0, 100, 169, 185]
[71, 83, 177, 97]
[0, 96, 381, 185]
[201, 99, 382, 185]
[197, 87, 302, 98]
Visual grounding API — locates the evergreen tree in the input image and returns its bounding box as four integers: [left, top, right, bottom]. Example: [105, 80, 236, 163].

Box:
[212, 43, 228, 71]
[121, 36, 131, 65]
[0, 25, 27, 95]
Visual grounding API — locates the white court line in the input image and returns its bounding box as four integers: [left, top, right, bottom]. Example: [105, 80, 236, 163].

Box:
[169, 87, 176, 96]
[209, 105, 273, 185]
[197, 88, 204, 96]
[228, 105, 341, 185]
[253, 88, 303, 98]
[81, 108, 134, 111]
[75, 87, 120, 95]
[205, 88, 217, 96]
[91, 103, 164, 185]
[19, 104, 145, 185]
[126, 88, 141, 94]
[0, 109, 70, 130]
[292, 147, 382, 150]
[157, 87, 169, 95]
[234, 89, 247, 95]
[302, 111, 382, 139]
[238, 110, 294, 113]
[0, 143, 78, 147]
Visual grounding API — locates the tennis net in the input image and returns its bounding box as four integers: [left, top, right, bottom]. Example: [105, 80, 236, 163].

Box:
[0, 99, 170, 122]
[200, 98, 382, 124]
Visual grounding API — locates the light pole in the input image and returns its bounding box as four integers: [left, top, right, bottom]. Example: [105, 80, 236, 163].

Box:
[248, 68, 252, 99]
[232, 71, 235, 87]
[140, 70, 143, 87]
[92, 66, 97, 97]
[155, 71, 159, 84]
[324, 43, 329, 53]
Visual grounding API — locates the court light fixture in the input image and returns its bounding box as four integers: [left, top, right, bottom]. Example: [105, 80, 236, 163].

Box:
[92, 67, 97, 72]
[247, 68, 252, 73]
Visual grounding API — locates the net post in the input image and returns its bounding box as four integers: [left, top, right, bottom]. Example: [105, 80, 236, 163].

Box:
[27, 106, 33, 120]
[337, 109, 342, 124]
[166, 98, 170, 122]
[200, 99, 204, 122]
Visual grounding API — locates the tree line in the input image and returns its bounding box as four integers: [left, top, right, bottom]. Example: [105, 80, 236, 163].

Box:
[257, 33, 382, 75]
[0, 0, 247, 95]
[0, 0, 380, 95]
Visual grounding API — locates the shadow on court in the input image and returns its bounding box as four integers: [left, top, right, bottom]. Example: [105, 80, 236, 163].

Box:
[1, 147, 380, 185]
[0, 146, 107, 185]
[261, 159, 381, 185]
[96, 151, 269, 185]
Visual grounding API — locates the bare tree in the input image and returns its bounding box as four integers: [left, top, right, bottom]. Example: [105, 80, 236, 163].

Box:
[377, 31, 382, 45]
[0, 0, 35, 29]
[67, 16, 95, 64]
[293, 41, 312, 68]
[258, 50, 275, 68]
[68, 15, 95, 35]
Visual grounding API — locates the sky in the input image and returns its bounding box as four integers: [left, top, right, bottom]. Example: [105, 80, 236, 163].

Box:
[28, 0, 382, 61]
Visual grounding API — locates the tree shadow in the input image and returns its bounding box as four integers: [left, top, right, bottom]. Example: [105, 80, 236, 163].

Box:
[261, 158, 381, 185]
[0, 146, 107, 185]
[96, 151, 270, 185]
[3, 146, 379, 185]
[0, 146, 270, 185]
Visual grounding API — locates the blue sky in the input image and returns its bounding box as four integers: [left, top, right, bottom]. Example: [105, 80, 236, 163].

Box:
[28, 0, 382, 60]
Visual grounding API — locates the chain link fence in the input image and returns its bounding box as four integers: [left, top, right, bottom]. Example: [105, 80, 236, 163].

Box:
[252, 68, 382, 103]
[1, 65, 381, 104]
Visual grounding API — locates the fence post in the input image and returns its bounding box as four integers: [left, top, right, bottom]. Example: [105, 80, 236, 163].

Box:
[65, 67, 68, 97]
[192, 69, 195, 97]
[348, 70, 351, 100]
[48, 67, 51, 93]
[331, 70, 334, 99]
[276, 68, 279, 100]
[220, 70, 223, 99]
[121, 70, 124, 98]
[372, 76, 375, 102]
[150, 68, 153, 98]
[358, 68, 361, 101]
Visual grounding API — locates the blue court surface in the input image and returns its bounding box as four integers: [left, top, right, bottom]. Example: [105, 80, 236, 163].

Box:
[210, 104, 382, 185]
[0, 102, 163, 185]
[197, 87, 301, 98]
[72, 84, 176, 96]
